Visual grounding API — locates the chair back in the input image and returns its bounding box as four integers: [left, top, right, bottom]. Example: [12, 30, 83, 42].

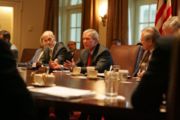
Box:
[110, 44, 140, 76]
[20, 48, 37, 62]
[167, 38, 180, 120]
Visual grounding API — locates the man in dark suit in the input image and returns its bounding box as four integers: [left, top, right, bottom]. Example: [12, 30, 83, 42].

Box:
[64, 29, 113, 73]
[132, 27, 160, 78]
[39, 31, 68, 69]
[67, 40, 81, 63]
[131, 16, 180, 120]
[0, 39, 37, 120]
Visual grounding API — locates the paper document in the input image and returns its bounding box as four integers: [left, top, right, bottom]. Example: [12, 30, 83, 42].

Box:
[28, 86, 95, 99]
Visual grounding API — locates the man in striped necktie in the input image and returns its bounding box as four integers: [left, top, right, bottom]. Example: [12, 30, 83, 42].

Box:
[135, 26, 161, 78]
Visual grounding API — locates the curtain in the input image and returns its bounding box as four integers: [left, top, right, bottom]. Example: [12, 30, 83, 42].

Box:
[81, 0, 99, 32]
[81, 0, 99, 48]
[172, 0, 178, 16]
[106, 0, 128, 48]
[43, 0, 59, 41]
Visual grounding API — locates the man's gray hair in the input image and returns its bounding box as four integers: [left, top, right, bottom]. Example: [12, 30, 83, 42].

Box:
[40, 30, 55, 44]
[142, 26, 161, 43]
[83, 29, 99, 41]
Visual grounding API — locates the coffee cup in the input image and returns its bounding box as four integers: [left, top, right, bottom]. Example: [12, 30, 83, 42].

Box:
[119, 70, 129, 81]
[72, 67, 81, 75]
[86, 66, 95, 72]
[33, 73, 55, 86]
[87, 69, 97, 79]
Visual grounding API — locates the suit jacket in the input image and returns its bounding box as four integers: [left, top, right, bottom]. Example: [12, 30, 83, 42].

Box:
[132, 45, 144, 76]
[76, 44, 113, 73]
[41, 42, 68, 64]
[131, 37, 174, 118]
[29, 48, 43, 64]
[0, 40, 37, 120]
[67, 49, 81, 64]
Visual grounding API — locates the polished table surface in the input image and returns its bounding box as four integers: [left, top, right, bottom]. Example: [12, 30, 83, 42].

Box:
[26, 70, 139, 113]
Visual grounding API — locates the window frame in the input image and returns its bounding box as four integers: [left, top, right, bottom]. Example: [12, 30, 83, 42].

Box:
[58, 0, 82, 48]
[129, 0, 157, 44]
[66, 3, 82, 49]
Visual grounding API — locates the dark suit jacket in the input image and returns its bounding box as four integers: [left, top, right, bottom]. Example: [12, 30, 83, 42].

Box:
[76, 44, 113, 73]
[131, 37, 174, 118]
[132, 45, 144, 76]
[69, 49, 81, 64]
[0, 40, 37, 120]
[41, 42, 68, 64]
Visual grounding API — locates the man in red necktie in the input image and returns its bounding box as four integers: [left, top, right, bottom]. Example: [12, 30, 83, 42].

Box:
[64, 29, 113, 73]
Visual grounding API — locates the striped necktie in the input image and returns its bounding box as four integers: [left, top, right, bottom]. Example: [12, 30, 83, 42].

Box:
[138, 50, 150, 72]
[141, 51, 150, 64]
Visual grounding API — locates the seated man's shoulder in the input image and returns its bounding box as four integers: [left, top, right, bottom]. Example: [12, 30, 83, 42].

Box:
[98, 44, 110, 53]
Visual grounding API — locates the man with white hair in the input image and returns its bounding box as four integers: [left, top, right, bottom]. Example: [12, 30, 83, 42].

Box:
[64, 29, 113, 73]
[39, 30, 68, 69]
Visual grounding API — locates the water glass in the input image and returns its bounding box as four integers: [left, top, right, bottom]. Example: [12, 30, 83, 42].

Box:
[18, 67, 27, 82]
[105, 71, 119, 97]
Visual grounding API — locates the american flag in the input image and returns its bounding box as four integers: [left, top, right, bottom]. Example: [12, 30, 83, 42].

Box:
[155, 0, 172, 34]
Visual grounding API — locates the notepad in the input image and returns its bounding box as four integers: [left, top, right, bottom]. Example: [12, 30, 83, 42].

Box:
[28, 86, 95, 99]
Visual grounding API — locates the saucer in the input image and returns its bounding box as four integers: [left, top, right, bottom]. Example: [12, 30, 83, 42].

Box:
[87, 76, 98, 79]
[71, 73, 81, 76]
[31, 83, 56, 87]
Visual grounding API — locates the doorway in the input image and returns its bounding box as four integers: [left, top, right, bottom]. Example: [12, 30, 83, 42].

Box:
[0, 0, 22, 60]
[0, 6, 14, 42]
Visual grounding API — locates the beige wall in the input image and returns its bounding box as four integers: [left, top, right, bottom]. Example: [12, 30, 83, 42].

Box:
[19, 0, 45, 60]
[0, 7, 13, 38]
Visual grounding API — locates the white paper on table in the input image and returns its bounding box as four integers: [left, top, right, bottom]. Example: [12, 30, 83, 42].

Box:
[28, 86, 95, 99]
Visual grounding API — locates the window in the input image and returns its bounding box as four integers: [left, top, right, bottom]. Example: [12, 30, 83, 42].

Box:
[128, 0, 157, 44]
[59, 0, 82, 49]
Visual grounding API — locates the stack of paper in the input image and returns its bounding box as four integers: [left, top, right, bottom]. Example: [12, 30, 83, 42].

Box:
[28, 86, 95, 99]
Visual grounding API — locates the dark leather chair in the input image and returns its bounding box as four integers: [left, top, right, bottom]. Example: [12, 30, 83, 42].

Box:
[20, 48, 37, 62]
[110, 44, 141, 76]
[167, 37, 180, 120]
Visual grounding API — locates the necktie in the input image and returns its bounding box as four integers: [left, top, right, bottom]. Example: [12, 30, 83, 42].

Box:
[139, 51, 150, 72]
[87, 53, 92, 66]
[141, 51, 150, 64]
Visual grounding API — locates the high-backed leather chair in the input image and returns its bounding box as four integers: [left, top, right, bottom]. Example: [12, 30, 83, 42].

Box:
[110, 44, 141, 76]
[20, 48, 37, 62]
[167, 37, 180, 120]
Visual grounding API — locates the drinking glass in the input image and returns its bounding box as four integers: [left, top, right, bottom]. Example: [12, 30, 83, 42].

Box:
[105, 71, 119, 97]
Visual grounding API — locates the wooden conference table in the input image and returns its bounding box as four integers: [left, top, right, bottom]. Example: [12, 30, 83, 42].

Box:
[26, 70, 139, 118]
